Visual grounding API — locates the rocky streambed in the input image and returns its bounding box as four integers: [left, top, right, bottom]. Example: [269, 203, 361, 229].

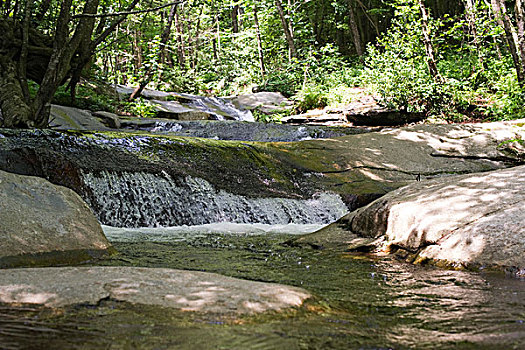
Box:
[0, 114, 524, 348]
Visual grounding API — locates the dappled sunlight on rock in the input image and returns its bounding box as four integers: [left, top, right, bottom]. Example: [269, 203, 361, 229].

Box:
[304, 165, 525, 270]
[0, 285, 57, 305]
[0, 267, 311, 315]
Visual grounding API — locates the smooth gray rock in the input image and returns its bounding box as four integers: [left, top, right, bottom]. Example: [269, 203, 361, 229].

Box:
[298, 165, 525, 271]
[0, 170, 112, 267]
[92, 111, 121, 129]
[0, 267, 311, 315]
[229, 92, 293, 114]
[150, 100, 216, 120]
[50, 105, 109, 131]
[115, 85, 172, 100]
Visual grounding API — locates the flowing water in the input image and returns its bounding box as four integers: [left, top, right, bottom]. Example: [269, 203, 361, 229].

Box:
[82, 171, 349, 228]
[1, 224, 524, 349]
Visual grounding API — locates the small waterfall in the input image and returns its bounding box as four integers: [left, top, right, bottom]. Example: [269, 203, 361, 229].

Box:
[187, 96, 254, 122]
[82, 171, 348, 228]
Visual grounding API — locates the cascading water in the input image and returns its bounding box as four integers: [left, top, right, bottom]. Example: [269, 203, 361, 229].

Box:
[82, 170, 348, 228]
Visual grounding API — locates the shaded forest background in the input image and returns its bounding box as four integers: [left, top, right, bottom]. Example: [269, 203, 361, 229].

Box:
[0, 0, 524, 128]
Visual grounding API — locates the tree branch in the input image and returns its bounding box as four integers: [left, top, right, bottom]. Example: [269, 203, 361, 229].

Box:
[72, 0, 185, 19]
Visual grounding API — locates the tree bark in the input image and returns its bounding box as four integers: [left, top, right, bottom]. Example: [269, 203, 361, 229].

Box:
[30, 0, 99, 126]
[18, 0, 33, 102]
[253, 4, 266, 76]
[515, 0, 525, 84]
[174, 6, 186, 66]
[418, 0, 442, 83]
[275, 0, 297, 60]
[347, 0, 363, 56]
[160, 4, 177, 65]
[491, 0, 524, 85]
[192, 5, 203, 71]
[232, 4, 239, 33]
[130, 3, 178, 100]
[0, 55, 34, 127]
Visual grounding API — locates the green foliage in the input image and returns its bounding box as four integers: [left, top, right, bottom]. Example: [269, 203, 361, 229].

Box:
[51, 82, 118, 112]
[362, 0, 523, 120]
[294, 85, 328, 113]
[121, 98, 157, 118]
[251, 109, 291, 123]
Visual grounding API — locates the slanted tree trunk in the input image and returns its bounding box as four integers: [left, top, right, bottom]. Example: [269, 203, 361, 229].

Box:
[67, 0, 141, 101]
[418, 0, 442, 83]
[130, 3, 178, 100]
[160, 4, 177, 65]
[0, 0, 101, 128]
[275, 0, 297, 60]
[253, 4, 266, 76]
[491, 0, 524, 85]
[347, 0, 363, 56]
[19, 0, 33, 102]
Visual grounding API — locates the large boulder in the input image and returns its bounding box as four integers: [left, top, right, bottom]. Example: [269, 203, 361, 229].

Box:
[297, 165, 525, 272]
[50, 105, 110, 131]
[0, 170, 112, 267]
[0, 266, 310, 315]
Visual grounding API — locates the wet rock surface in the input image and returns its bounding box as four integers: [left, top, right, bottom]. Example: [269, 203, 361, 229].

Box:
[121, 118, 379, 142]
[298, 165, 525, 271]
[115, 86, 254, 121]
[0, 170, 112, 267]
[0, 120, 523, 226]
[0, 266, 311, 315]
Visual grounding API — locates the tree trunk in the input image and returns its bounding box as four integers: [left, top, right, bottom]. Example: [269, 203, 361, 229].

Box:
[275, 0, 297, 60]
[232, 4, 239, 33]
[347, 0, 363, 56]
[130, 3, 178, 100]
[491, 0, 524, 85]
[418, 0, 442, 83]
[0, 55, 34, 128]
[19, 0, 33, 102]
[465, 0, 484, 67]
[192, 5, 203, 71]
[355, 0, 379, 37]
[174, 7, 186, 66]
[160, 4, 177, 65]
[515, 0, 525, 84]
[253, 4, 266, 76]
[133, 29, 143, 72]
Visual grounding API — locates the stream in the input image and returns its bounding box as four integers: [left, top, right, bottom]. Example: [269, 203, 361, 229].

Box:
[1, 224, 524, 349]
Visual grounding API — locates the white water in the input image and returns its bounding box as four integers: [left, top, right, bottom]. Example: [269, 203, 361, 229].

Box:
[102, 222, 325, 242]
[83, 171, 349, 228]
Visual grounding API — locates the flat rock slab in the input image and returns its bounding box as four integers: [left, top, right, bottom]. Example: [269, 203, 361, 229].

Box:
[298, 165, 525, 271]
[50, 105, 109, 131]
[0, 267, 311, 315]
[0, 170, 112, 267]
[229, 92, 293, 114]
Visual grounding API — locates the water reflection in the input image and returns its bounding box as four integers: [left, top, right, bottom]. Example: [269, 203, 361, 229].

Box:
[1, 226, 524, 349]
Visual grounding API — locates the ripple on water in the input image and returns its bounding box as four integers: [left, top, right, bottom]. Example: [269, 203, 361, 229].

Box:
[1, 225, 525, 349]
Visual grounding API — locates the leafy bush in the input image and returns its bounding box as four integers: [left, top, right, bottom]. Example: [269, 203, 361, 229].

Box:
[122, 98, 157, 118]
[51, 82, 118, 112]
[294, 85, 328, 113]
